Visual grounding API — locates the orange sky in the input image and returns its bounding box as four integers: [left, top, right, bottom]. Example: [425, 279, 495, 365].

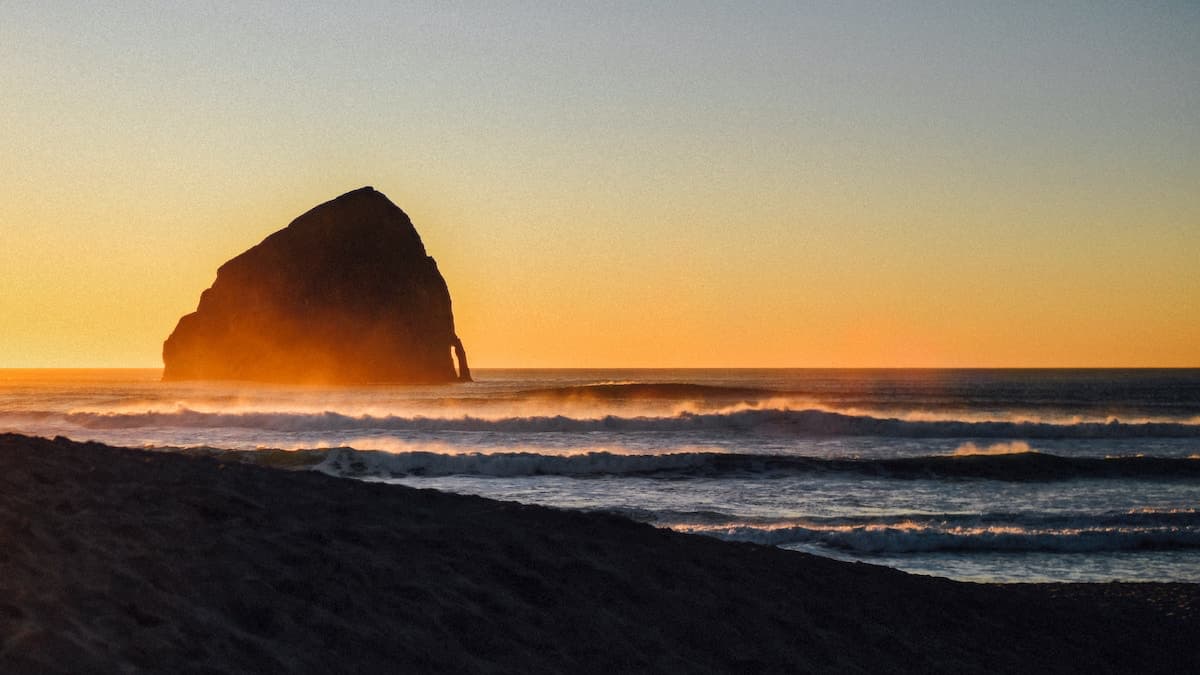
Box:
[1, 4, 1197, 368]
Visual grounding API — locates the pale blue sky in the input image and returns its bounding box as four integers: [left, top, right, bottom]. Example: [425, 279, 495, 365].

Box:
[2, 1, 1197, 366]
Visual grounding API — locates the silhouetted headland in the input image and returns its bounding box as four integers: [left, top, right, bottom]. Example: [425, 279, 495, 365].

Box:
[162, 187, 471, 383]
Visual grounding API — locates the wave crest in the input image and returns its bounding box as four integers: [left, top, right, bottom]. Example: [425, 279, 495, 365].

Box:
[300, 447, 1200, 481]
[678, 513, 1200, 554]
[61, 407, 1200, 438]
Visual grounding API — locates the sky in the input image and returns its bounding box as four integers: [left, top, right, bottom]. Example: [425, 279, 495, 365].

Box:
[1, 1, 1197, 368]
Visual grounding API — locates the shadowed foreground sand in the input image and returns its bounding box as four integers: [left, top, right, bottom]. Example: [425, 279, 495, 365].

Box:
[1, 433, 1196, 673]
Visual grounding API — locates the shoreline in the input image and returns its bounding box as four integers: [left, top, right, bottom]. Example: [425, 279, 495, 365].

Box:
[1, 432, 1197, 673]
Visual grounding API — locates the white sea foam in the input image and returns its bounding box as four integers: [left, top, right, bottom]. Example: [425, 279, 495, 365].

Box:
[313, 448, 721, 478]
[952, 441, 1034, 456]
[303, 447, 1200, 481]
[675, 516, 1200, 554]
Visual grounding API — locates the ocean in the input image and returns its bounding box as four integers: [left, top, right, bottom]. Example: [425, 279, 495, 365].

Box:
[3, 368, 1198, 583]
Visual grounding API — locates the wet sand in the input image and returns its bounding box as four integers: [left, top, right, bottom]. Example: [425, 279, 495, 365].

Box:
[1, 433, 1196, 673]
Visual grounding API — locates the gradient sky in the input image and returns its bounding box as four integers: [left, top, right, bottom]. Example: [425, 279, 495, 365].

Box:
[1, 1, 1197, 367]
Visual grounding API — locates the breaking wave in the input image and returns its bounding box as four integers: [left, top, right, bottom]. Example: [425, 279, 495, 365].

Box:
[59, 407, 1200, 438]
[504, 379, 1200, 418]
[303, 447, 1200, 481]
[673, 509, 1200, 554]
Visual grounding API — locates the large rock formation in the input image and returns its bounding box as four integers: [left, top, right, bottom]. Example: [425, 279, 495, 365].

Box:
[163, 187, 471, 384]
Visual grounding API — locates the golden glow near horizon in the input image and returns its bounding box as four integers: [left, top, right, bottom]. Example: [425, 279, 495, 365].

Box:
[1, 4, 1197, 368]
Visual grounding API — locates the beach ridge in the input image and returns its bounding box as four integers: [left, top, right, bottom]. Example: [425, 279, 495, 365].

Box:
[1, 432, 1196, 673]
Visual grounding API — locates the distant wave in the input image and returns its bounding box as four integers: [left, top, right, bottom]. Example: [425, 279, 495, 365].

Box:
[502, 380, 1200, 416]
[60, 407, 1200, 438]
[300, 447, 1200, 481]
[674, 509, 1200, 554]
[514, 382, 776, 400]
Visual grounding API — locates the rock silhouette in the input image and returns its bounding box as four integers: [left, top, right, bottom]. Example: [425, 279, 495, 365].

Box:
[163, 187, 471, 384]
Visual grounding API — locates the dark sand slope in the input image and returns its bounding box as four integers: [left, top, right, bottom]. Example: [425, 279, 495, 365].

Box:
[1, 434, 1196, 673]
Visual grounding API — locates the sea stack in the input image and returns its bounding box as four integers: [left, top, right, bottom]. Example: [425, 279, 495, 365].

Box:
[162, 187, 471, 384]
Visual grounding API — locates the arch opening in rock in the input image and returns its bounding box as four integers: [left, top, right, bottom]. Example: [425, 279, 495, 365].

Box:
[452, 336, 472, 382]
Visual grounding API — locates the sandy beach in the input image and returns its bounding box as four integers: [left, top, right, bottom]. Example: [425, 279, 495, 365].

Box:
[0, 432, 1195, 673]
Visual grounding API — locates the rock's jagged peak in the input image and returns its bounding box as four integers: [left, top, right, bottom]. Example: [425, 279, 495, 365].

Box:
[288, 186, 408, 224]
[216, 186, 427, 278]
[316, 186, 394, 214]
[288, 186, 411, 230]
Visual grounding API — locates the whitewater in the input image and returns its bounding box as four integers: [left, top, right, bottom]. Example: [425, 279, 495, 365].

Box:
[3, 368, 1198, 583]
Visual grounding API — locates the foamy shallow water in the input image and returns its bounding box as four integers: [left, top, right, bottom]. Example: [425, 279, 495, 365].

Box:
[3, 368, 1199, 583]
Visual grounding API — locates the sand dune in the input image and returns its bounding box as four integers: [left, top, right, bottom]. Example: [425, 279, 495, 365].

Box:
[0, 433, 1196, 673]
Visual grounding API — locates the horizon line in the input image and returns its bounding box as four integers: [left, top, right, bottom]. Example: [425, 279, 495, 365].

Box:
[2, 365, 1199, 372]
